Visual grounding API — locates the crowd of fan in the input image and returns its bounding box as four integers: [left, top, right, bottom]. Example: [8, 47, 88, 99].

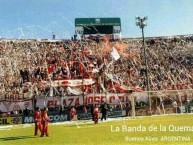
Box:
[0, 35, 193, 100]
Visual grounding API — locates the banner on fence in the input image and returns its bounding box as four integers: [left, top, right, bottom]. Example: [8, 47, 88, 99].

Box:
[0, 116, 22, 125]
[23, 113, 69, 124]
[0, 100, 33, 112]
[22, 109, 125, 124]
[1, 92, 32, 101]
[36, 93, 130, 108]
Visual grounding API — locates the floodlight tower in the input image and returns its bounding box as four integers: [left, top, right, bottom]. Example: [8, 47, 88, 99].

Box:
[52, 32, 56, 40]
[135, 16, 151, 113]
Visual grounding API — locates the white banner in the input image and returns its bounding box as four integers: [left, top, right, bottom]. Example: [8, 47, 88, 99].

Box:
[1, 93, 32, 101]
[84, 93, 129, 104]
[0, 99, 33, 112]
[36, 96, 83, 108]
[23, 79, 95, 88]
[51, 79, 95, 87]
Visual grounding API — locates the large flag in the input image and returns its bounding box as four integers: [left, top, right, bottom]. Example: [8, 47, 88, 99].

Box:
[111, 47, 120, 61]
[43, 79, 95, 87]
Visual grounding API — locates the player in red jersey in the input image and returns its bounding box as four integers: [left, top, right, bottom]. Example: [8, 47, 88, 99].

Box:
[41, 107, 51, 137]
[93, 105, 100, 124]
[34, 107, 42, 136]
[70, 106, 76, 121]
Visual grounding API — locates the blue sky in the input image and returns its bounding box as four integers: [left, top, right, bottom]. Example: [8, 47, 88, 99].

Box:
[1, 0, 193, 39]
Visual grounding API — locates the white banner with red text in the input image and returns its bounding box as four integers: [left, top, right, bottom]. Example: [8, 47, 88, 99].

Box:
[36, 93, 131, 108]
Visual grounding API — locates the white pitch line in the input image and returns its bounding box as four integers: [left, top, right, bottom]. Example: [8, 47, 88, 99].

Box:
[76, 122, 80, 128]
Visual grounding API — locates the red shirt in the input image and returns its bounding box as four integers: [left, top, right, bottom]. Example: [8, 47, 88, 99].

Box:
[34, 111, 41, 122]
[48, 65, 54, 74]
[42, 111, 51, 124]
[93, 108, 99, 114]
[70, 108, 76, 116]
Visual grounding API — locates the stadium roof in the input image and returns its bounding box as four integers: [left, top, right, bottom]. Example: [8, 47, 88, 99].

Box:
[75, 18, 121, 26]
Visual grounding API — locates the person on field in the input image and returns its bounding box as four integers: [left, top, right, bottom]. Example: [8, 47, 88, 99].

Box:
[83, 105, 87, 114]
[34, 107, 42, 136]
[172, 100, 177, 113]
[93, 105, 100, 124]
[101, 103, 107, 121]
[41, 107, 51, 137]
[90, 104, 94, 121]
[70, 106, 76, 121]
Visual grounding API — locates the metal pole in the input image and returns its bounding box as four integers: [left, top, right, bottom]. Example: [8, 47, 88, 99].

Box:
[141, 25, 151, 113]
[131, 95, 135, 117]
[82, 76, 85, 105]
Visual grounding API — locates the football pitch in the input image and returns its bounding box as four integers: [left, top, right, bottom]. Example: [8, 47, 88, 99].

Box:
[0, 114, 193, 145]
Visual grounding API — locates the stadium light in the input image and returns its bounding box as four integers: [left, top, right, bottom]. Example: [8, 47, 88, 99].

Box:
[135, 16, 151, 113]
[143, 16, 148, 21]
[135, 16, 141, 21]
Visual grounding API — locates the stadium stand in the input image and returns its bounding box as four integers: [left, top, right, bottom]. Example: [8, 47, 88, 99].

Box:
[0, 34, 193, 115]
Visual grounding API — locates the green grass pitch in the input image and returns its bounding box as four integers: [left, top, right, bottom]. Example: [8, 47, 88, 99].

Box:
[0, 114, 193, 145]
